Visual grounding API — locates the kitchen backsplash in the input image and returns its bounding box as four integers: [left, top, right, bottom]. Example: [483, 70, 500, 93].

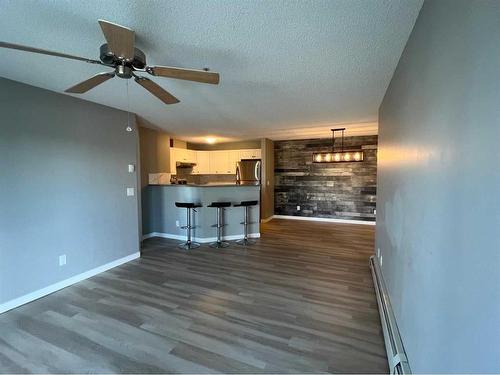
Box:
[274, 135, 377, 221]
[175, 169, 236, 184]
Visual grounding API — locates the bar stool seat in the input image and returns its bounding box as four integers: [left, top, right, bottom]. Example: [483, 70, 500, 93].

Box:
[234, 200, 258, 246]
[175, 201, 202, 250]
[175, 202, 203, 209]
[207, 202, 232, 208]
[208, 202, 232, 248]
[233, 200, 258, 207]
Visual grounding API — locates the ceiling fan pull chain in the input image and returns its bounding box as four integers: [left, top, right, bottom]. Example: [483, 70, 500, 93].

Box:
[126, 79, 132, 132]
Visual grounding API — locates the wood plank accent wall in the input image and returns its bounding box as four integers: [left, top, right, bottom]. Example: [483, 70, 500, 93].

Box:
[274, 135, 377, 221]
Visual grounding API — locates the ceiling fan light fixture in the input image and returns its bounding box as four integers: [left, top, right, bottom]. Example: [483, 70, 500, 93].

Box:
[116, 65, 133, 79]
[0, 19, 220, 106]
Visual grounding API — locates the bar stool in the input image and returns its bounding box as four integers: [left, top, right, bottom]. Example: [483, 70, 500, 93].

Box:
[175, 202, 203, 250]
[207, 202, 232, 248]
[234, 200, 258, 246]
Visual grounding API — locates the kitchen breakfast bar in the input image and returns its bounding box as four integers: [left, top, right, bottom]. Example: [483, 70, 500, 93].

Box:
[142, 184, 260, 243]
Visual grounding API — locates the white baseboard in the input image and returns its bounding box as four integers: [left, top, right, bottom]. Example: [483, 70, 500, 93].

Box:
[260, 216, 274, 223]
[271, 215, 375, 225]
[0, 252, 140, 314]
[142, 232, 260, 243]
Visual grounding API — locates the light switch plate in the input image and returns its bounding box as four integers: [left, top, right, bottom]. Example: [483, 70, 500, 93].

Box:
[127, 187, 135, 196]
[128, 164, 135, 173]
[59, 254, 66, 266]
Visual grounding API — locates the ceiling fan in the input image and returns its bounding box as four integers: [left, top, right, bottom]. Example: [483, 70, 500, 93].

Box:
[0, 20, 220, 105]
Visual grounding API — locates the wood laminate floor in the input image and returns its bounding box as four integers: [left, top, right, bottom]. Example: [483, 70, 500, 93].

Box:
[0, 219, 387, 373]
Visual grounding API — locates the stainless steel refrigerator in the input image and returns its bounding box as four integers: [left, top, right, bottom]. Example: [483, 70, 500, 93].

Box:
[236, 159, 261, 185]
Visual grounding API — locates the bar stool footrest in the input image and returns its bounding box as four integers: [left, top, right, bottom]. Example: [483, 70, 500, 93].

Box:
[181, 225, 199, 230]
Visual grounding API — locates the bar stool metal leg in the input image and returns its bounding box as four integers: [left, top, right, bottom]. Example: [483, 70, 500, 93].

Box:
[210, 206, 230, 248]
[179, 207, 200, 250]
[237, 206, 256, 246]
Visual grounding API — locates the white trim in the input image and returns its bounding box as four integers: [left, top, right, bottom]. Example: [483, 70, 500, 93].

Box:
[142, 232, 260, 243]
[260, 216, 274, 223]
[0, 252, 140, 314]
[272, 215, 376, 225]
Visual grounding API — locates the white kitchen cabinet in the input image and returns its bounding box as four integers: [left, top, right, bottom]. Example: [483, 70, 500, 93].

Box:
[228, 150, 240, 174]
[193, 151, 210, 174]
[239, 149, 261, 160]
[170, 147, 262, 175]
[175, 148, 196, 163]
[209, 151, 230, 174]
[170, 148, 197, 173]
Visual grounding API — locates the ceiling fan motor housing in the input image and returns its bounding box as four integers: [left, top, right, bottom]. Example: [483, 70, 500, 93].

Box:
[99, 43, 146, 69]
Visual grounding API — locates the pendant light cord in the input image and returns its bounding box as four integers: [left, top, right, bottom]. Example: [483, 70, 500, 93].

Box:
[331, 128, 346, 153]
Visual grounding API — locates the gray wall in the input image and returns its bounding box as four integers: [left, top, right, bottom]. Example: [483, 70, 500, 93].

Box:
[376, 0, 500, 372]
[275, 136, 377, 221]
[138, 124, 170, 188]
[0, 78, 140, 305]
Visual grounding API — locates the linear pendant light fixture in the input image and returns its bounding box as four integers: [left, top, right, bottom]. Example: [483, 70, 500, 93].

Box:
[312, 128, 364, 163]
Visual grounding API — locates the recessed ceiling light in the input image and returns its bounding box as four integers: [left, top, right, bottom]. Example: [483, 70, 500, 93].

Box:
[205, 137, 216, 144]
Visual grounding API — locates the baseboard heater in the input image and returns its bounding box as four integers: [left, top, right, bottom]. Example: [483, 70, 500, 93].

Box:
[370, 256, 411, 374]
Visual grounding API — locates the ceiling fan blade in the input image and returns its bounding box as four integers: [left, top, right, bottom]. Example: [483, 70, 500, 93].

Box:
[98, 20, 135, 61]
[65, 72, 115, 94]
[147, 66, 220, 84]
[134, 76, 179, 105]
[0, 41, 102, 64]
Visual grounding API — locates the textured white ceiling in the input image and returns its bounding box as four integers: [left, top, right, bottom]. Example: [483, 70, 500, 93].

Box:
[0, 0, 422, 141]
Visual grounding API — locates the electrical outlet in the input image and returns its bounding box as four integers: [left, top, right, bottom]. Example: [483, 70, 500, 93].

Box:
[296, 205, 301, 211]
[59, 254, 67, 266]
[126, 187, 135, 196]
[128, 164, 135, 173]
[176, 220, 180, 227]
[377, 248, 380, 258]
[374, 208, 377, 215]
[380, 255, 383, 267]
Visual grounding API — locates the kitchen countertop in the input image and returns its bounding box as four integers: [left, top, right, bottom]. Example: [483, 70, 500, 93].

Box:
[149, 183, 260, 187]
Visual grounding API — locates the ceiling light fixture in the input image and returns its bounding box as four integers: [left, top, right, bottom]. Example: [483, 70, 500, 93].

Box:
[205, 137, 217, 144]
[312, 128, 364, 163]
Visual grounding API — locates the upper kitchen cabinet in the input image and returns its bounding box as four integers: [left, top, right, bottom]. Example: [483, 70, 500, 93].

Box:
[209, 150, 231, 174]
[228, 151, 240, 174]
[239, 149, 261, 160]
[177, 148, 197, 163]
[193, 151, 210, 174]
[170, 148, 197, 172]
[170, 147, 262, 174]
